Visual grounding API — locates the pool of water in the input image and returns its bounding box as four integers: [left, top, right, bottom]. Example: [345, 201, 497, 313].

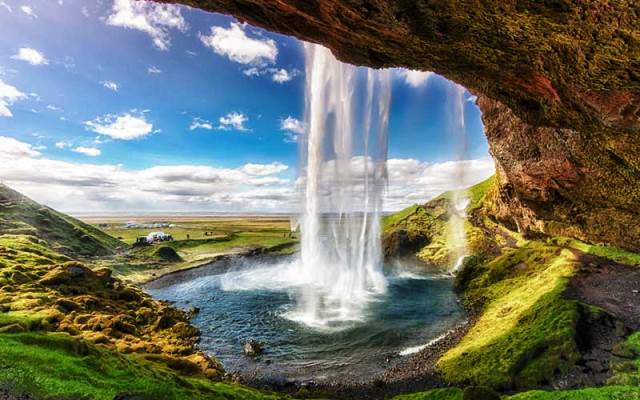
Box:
[146, 257, 464, 382]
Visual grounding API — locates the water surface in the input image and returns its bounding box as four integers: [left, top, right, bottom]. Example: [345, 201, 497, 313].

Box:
[147, 257, 464, 382]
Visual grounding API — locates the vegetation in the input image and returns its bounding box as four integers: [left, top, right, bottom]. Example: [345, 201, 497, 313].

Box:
[0, 184, 123, 257]
[89, 216, 298, 282]
[439, 242, 580, 388]
[0, 332, 285, 400]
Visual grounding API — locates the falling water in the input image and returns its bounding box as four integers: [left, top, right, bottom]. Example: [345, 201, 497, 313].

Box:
[291, 43, 391, 328]
[220, 44, 391, 330]
[448, 84, 469, 273]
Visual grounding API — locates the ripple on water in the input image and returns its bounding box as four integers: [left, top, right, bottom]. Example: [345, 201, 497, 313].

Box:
[146, 257, 464, 382]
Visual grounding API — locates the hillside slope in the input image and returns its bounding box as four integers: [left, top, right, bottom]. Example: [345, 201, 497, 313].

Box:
[0, 184, 123, 257]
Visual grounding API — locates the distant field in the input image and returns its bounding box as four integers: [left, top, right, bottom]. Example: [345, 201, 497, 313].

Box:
[80, 215, 299, 282]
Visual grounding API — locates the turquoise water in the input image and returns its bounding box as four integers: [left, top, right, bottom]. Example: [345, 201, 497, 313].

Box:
[147, 257, 464, 382]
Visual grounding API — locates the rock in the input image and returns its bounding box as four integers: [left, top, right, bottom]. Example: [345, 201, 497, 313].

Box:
[612, 343, 636, 359]
[463, 386, 501, 400]
[188, 306, 200, 316]
[0, 323, 26, 333]
[40, 262, 93, 286]
[55, 298, 80, 312]
[177, 0, 640, 252]
[244, 340, 263, 357]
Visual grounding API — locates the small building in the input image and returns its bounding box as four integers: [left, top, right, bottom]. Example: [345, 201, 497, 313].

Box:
[145, 231, 173, 243]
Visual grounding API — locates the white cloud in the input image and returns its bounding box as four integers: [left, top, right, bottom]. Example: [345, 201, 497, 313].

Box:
[242, 67, 299, 83]
[55, 141, 69, 149]
[241, 162, 288, 176]
[106, 0, 187, 51]
[85, 111, 154, 140]
[0, 79, 27, 117]
[271, 68, 292, 83]
[147, 65, 162, 74]
[199, 22, 277, 66]
[189, 117, 213, 131]
[20, 5, 36, 17]
[47, 104, 62, 112]
[0, 136, 41, 157]
[397, 69, 433, 88]
[11, 48, 48, 66]
[0, 136, 494, 213]
[279, 116, 306, 143]
[0, 2, 12, 12]
[72, 146, 101, 157]
[101, 80, 119, 91]
[217, 111, 249, 132]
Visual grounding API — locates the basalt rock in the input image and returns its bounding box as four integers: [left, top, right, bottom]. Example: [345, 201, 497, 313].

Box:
[165, 0, 640, 250]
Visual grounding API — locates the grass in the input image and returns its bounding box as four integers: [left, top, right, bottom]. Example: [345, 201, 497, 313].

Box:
[0, 332, 286, 400]
[508, 386, 640, 400]
[438, 242, 580, 389]
[86, 217, 299, 282]
[0, 184, 123, 257]
[391, 388, 463, 400]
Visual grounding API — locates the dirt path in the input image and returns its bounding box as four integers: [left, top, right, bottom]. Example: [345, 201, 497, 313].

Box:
[566, 252, 640, 330]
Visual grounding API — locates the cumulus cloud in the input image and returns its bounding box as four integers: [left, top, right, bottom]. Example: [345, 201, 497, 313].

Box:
[147, 66, 162, 74]
[55, 141, 69, 149]
[106, 0, 187, 50]
[85, 111, 154, 140]
[189, 117, 213, 131]
[241, 162, 288, 176]
[0, 137, 293, 212]
[397, 69, 433, 88]
[20, 5, 36, 17]
[0, 136, 41, 157]
[11, 48, 48, 65]
[72, 146, 101, 157]
[242, 67, 299, 84]
[217, 112, 249, 132]
[0, 135, 494, 213]
[199, 22, 277, 66]
[279, 116, 306, 143]
[270, 68, 293, 83]
[101, 81, 119, 91]
[0, 79, 27, 117]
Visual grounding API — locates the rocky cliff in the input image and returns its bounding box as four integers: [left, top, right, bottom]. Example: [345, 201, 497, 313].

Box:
[166, 0, 640, 250]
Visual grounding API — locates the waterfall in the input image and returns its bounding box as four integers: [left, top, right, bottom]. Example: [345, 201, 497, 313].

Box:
[219, 43, 391, 331]
[289, 43, 391, 329]
[448, 84, 469, 273]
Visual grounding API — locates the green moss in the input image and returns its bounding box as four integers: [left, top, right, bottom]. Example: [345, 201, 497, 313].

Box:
[438, 243, 580, 389]
[507, 386, 640, 400]
[466, 176, 495, 214]
[0, 332, 286, 400]
[391, 387, 463, 400]
[552, 237, 640, 266]
[0, 184, 123, 257]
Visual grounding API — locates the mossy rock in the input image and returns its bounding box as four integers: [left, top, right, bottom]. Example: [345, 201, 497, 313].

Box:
[153, 246, 182, 262]
[462, 386, 500, 400]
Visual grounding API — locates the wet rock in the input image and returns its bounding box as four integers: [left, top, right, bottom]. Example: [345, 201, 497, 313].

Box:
[244, 340, 263, 357]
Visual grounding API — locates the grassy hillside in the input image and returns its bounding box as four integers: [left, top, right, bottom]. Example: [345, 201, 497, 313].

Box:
[382, 177, 494, 267]
[384, 176, 640, 396]
[0, 184, 123, 257]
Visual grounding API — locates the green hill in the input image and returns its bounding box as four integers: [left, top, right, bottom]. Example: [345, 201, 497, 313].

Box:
[0, 183, 123, 257]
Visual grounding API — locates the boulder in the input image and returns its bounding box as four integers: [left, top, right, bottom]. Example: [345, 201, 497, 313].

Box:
[244, 340, 263, 357]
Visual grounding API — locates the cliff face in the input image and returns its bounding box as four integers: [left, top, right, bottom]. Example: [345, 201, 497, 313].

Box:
[166, 0, 640, 250]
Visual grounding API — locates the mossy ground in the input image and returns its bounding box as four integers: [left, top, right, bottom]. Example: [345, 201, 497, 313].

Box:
[439, 242, 580, 388]
[0, 184, 123, 257]
[0, 332, 284, 400]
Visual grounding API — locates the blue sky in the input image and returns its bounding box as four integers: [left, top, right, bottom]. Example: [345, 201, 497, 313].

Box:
[0, 0, 493, 213]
